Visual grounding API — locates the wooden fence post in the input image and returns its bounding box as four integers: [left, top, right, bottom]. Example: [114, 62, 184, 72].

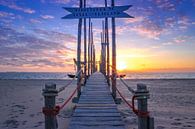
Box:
[42, 83, 58, 129]
[136, 83, 149, 129]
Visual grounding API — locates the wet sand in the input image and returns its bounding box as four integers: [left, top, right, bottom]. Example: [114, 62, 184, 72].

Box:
[0, 79, 195, 129]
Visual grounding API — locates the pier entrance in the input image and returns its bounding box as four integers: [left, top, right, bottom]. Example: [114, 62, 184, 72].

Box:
[42, 1, 154, 129]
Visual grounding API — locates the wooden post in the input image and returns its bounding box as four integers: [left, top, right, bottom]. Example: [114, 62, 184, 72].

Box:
[77, 0, 83, 98]
[88, 18, 91, 76]
[83, 0, 87, 82]
[100, 32, 103, 73]
[102, 21, 106, 76]
[136, 83, 150, 129]
[93, 44, 96, 72]
[111, 0, 116, 99]
[90, 22, 93, 74]
[42, 83, 58, 129]
[105, 0, 110, 85]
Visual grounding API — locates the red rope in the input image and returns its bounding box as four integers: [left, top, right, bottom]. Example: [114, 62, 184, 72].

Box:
[42, 83, 81, 116]
[132, 96, 149, 117]
[116, 86, 133, 109]
[42, 106, 60, 116]
[58, 73, 83, 110]
[59, 88, 77, 110]
[116, 86, 149, 117]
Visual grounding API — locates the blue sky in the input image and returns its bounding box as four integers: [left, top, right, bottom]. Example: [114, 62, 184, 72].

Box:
[0, 0, 195, 72]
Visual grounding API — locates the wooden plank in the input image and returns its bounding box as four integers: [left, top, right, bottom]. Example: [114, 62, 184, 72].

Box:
[68, 72, 125, 129]
[75, 108, 118, 112]
[71, 116, 122, 121]
[69, 120, 124, 126]
[73, 112, 121, 117]
[68, 125, 125, 129]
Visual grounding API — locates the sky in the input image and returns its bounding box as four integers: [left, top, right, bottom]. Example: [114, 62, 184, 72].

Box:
[0, 0, 195, 72]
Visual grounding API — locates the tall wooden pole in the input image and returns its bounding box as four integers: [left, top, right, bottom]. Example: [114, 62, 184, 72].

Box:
[111, 0, 116, 99]
[88, 18, 91, 76]
[102, 20, 106, 75]
[83, 0, 87, 81]
[77, 0, 83, 98]
[90, 22, 93, 74]
[93, 44, 96, 72]
[100, 32, 103, 73]
[105, 0, 110, 85]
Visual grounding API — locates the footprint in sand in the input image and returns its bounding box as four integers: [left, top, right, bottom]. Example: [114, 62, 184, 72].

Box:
[29, 114, 35, 117]
[174, 118, 181, 121]
[156, 126, 165, 129]
[171, 122, 182, 126]
[22, 121, 27, 125]
[183, 124, 192, 128]
[3, 119, 19, 128]
[33, 121, 43, 128]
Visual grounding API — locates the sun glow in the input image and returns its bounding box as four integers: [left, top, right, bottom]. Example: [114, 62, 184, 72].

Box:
[117, 61, 127, 71]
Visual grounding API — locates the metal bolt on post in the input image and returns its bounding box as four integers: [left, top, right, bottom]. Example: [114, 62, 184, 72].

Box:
[42, 83, 58, 129]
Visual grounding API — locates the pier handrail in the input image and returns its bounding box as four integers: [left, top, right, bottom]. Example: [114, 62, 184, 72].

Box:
[58, 68, 83, 93]
[119, 77, 135, 94]
[109, 65, 154, 129]
[42, 65, 86, 129]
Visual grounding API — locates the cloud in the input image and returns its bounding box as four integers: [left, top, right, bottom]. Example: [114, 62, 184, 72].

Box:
[30, 19, 42, 24]
[33, 28, 76, 44]
[0, 11, 14, 17]
[0, 26, 76, 68]
[132, 26, 163, 39]
[118, 18, 164, 39]
[177, 16, 190, 29]
[162, 36, 191, 46]
[0, 1, 35, 14]
[0, 11, 22, 25]
[49, 0, 70, 4]
[150, 0, 182, 11]
[124, 16, 144, 24]
[41, 15, 55, 19]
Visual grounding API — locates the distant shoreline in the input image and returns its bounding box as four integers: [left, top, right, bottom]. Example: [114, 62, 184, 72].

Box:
[0, 78, 195, 80]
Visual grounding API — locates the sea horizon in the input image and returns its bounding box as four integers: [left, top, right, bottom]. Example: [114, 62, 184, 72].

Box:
[1, 71, 195, 80]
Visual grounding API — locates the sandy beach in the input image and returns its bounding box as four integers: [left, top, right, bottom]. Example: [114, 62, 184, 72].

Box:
[0, 79, 195, 129]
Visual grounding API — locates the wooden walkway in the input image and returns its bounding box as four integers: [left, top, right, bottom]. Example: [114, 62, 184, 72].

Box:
[68, 72, 125, 129]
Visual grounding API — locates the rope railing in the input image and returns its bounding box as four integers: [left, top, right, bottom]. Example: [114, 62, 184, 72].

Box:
[119, 77, 135, 94]
[42, 64, 87, 129]
[109, 65, 150, 117]
[42, 72, 84, 115]
[58, 68, 83, 93]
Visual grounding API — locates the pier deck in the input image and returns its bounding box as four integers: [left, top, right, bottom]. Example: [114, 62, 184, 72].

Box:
[68, 72, 125, 129]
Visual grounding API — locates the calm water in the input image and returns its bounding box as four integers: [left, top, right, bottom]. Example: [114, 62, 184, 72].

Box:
[0, 72, 195, 79]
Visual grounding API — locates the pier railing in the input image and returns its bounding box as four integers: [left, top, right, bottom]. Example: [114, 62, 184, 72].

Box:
[42, 68, 85, 129]
[110, 65, 154, 129]
[42, 66, 154, 129]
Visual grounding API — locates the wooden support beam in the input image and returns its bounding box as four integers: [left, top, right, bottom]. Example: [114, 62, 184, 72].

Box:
[88, 18, 91, 76]
[90, 22, 93, 74]
[105, 0, 110, 85]
[77, 0, 83, 98]
[83, 0, 87, 81]
[111, 0, 116, 99]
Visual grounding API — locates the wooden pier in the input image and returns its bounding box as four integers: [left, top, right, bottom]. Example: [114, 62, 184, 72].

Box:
[42, 1, 154, 129]
[68, 72, 125, 129]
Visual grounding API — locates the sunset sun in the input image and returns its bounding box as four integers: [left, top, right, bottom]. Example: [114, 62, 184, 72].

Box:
[117, 61, 127, 71]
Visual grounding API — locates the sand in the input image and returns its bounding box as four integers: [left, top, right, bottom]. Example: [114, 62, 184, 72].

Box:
[0, 79, 195, 129]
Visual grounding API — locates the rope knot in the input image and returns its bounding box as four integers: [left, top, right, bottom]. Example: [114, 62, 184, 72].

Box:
[42, 106, 60, 116]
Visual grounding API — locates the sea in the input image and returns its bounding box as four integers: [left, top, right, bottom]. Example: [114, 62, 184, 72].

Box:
[0, 72, 195, 79]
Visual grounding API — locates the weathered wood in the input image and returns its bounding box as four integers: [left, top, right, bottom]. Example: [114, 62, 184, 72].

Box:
[68, 72, 125, 129]
[69, 125, 125, 129]
[71, 116, 122, 121]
